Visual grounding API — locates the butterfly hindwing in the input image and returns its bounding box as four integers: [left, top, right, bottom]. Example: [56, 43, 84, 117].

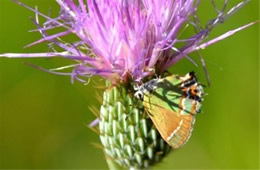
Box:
[142, 73, 202, 149]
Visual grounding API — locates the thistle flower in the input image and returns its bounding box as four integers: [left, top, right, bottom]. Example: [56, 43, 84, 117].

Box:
[0, 0, 257, 169]
[1, 0, 255, 83]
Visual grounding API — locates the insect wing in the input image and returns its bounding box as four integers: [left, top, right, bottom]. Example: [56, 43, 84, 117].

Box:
[143, 74, 198, 149]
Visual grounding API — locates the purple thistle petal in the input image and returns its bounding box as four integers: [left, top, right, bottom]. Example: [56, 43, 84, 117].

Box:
[163, 21, 258, 69]
[1, 0, 256, 83]
[24, 62, 73, 76]
[89, 118, 99, 127]
[0, 52, 69, 58]
[195, 21, 258, 51]
[24, 30, 71, 48]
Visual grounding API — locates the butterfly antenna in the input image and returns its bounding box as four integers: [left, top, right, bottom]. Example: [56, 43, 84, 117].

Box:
[197, 51, 211, 87]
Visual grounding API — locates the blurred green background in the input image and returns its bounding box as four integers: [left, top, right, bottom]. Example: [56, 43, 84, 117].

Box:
[0, 0, 258, 169]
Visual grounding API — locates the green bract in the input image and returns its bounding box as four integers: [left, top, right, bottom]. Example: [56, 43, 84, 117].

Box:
[99, 82, 171, 169]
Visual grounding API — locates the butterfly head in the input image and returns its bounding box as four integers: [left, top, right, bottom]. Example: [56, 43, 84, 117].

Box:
[134, 76, 162, 100]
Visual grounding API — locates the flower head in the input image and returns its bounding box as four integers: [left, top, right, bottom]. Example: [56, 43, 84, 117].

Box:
[1, 0, 255, 84]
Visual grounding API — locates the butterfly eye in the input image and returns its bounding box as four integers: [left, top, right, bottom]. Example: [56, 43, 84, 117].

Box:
[134, 91, 143, 100]
[135, 91, 143, 100]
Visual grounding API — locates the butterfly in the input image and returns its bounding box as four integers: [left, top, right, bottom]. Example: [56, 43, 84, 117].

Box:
[134, 72, 203, 149]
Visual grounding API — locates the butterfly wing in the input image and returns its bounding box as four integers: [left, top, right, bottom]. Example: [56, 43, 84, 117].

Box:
[143, 74, 201, 149]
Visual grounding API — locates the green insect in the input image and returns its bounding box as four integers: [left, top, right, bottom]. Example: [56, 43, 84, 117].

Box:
[134, 72, 203, 149]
